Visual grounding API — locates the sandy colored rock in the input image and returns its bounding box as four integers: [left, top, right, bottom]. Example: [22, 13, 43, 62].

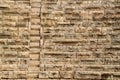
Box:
[0, 0, 120, 79]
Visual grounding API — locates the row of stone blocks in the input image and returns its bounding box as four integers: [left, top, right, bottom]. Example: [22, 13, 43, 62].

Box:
[0, 71, 120, 79]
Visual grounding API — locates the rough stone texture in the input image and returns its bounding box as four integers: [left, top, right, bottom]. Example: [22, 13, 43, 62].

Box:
[0, 0, 120, 80]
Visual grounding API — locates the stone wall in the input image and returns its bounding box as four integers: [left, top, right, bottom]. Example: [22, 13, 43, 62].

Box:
[0, 0, 120, 80]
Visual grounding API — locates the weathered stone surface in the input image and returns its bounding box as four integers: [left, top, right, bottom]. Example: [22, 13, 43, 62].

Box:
[0, 0, 120, 79]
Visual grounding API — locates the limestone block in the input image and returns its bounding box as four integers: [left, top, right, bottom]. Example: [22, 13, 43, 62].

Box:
[60, 71, 73, 78]
[74, 71, 101, 79]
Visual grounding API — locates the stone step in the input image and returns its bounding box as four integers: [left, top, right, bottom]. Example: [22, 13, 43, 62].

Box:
[29, 53, 40, 60]
[30, 29, 40, 36]
[30, 41, 40, 47]
[30, 36, 40, 41]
